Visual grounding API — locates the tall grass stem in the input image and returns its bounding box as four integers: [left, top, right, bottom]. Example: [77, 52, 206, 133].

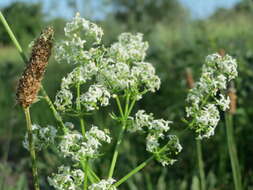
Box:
[225, 113, 242, 190]
[196, 139, 206, 190]
[24, 108, 40, 190]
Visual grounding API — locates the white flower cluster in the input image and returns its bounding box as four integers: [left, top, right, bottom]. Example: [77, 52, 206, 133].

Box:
[55, 12, 103, 64]
[128, 110, 182, 166]
[80, 84, 111, 111]
[54, 63, 100, 112]
[109, 33, 148, 63]
[88, 178, 116, 190]
[186, 53, 238, 139]
[97, 33, 160, 95]
[23, 124, 57, 151]
[54, 14, 161, 113]
[48, 166, 84, 190]
[97, 61, 160, 96]
[59, 126, 111, 160]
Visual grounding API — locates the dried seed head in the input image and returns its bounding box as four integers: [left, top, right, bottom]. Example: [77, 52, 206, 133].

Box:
[17, 27, 54, 108]
[218, 49, 225, 57]
[185, 68, 194, 89]
[228, 83, 237, 114]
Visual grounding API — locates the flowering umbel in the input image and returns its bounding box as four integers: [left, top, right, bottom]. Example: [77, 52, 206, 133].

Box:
[17, 27, 54, 108]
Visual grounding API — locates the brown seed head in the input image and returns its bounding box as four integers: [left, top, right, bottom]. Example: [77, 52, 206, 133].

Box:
[218, 49, 226, 57]
[185, 68, 195, 89]
[228, 84, 237, 114]
[16, 27, 54, 108]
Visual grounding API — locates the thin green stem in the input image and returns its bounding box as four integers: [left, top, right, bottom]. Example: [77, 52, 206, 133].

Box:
[225, 113, 242, 190]
[115, 96, 124, 118]
[81, 162, 99, 184]
[113, 136, 176, 187]
[24, 108, 40, 190]
[87, 166, 100, 183]
[127, 98, 136, 116]
[84, 158, 89, 190]
[108, 120, 126, 178]
[114, 155, 154, 187]
[76, 81, 86, 135]
[0, 11, 28, 63]
[196, 139, 206, 190]
[40, 87, 67, 133]
[108, 96, 131, 178]
[124, 94, 130, 115]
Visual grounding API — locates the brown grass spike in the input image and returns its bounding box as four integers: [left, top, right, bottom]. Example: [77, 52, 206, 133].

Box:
[16, 27, 54, 108]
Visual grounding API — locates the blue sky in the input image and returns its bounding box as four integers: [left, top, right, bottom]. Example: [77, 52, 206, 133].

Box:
[0, 0, 242, 19]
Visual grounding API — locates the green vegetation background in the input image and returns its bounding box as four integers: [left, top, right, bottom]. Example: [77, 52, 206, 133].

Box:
[0, 0, 253, 189]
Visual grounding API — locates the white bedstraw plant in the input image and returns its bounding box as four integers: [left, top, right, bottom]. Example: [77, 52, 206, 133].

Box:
[186, 53, 238, 139]
[23, 124, 57, 151]
[46, 12, 182, 189]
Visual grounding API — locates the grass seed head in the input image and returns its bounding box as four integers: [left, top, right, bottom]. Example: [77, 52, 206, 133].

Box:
[16, 27, 54, 108]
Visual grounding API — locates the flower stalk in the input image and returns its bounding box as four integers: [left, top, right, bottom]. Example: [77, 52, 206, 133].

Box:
[24, 107, 40, 190]
[108, 95, 131, 178]
[225, 85, 242, 190]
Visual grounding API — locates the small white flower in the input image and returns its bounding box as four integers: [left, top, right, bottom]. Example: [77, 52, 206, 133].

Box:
[48, 166, 84, 190]
[215, 94, 230, 111]
[88, 178, 117, 190]
[80, 84, 111, 111]
[59, 126, 111, 160]
[55, 12, 103, 64]
[23, 124, 57, 151]
[55, 89, 73, 112]
[109, 33, 148, 63]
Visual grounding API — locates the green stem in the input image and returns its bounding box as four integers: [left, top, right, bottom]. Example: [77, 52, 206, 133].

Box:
[0, 11, 28, 63]
[108, 96, 131, 178]
[115, 96, 124, 118]
[225, 113, 242, 190]
[87, 166, 100, 183]
[81, 162, 100, 184]
[84, 158, 89, 190]
[113, 137, 174, 187]
[124, 94, 130, 115]
[114, 155, 154, 187]
[108, 120, 126, 178]
[24, 108, 40, 190]
[196, 139, 206, 190]
[40, 87, 67, 133]
[76, 81, 86, 135]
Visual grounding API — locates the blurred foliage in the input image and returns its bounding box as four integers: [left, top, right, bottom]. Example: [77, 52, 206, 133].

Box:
[1, 0, 253, 189]
[0, 2, 44, 47]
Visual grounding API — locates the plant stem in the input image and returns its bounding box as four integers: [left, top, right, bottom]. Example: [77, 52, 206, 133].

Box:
[0, 11, 28, 63]
[40, 87, 67, 133]
[113, 139, 175, 187]
[87, 166, 100, 183]
[108, 120, 126, 178]
[76, 82, 86, 134]
[225, 113, 242, 190]
[81, 161, 100, 184]
[84, 158, 89, 190]
[196, 139, 206, 190]
[108, 96, 131, 178]
[24, 108, 40, 190]
[114, 155, 154, 187]
[115, 96, 124, 118]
